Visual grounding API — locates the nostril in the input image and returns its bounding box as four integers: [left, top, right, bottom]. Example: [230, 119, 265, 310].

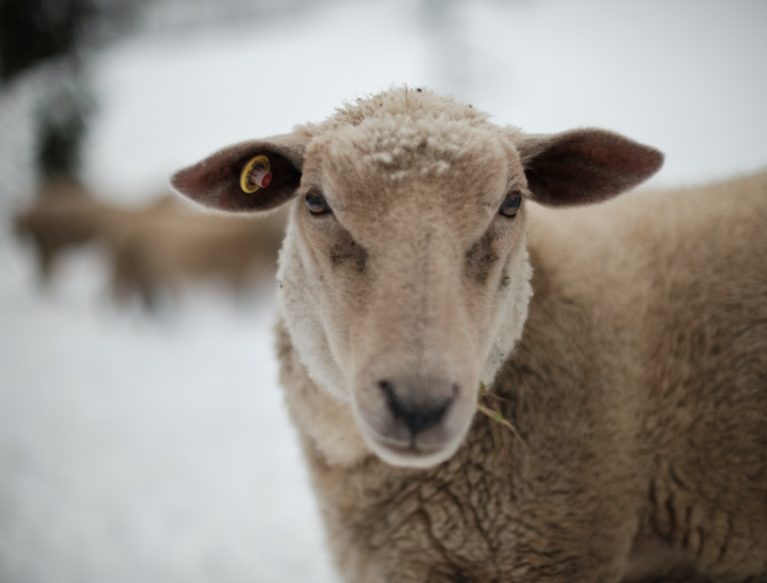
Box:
[378, 380, 394, 393]
[378, 379, 401, 414]
[377, 378, 455, 436]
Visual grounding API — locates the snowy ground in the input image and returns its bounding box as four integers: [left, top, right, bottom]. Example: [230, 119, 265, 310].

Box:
[1, 1, 766, 582]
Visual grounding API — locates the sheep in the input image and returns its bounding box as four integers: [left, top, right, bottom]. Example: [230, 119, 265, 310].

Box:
[13, 179, 104, 281]
[108, 208, 286, 308]
[13, 182, 285, 306]
[13, 180, 182, 283]
[171, 88, 767, 582]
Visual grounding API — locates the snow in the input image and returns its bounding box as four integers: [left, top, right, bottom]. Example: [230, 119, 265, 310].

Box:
[1, 1, 766, 582]
[0, 244, 334, 582]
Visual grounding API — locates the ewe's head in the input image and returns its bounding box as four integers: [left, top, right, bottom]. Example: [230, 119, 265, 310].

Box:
[172, 89, 662, 468]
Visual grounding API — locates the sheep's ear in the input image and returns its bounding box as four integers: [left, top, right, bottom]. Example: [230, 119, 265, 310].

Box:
[516, 129, 663, 206]
[171, 133, 304, 213]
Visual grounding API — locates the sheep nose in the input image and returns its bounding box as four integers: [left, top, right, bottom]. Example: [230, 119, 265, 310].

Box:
[378, 378, 457, 436]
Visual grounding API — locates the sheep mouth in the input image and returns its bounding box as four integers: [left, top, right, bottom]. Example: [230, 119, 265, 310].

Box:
[359, 423, 465, 468]
[372, 432, 448, 455]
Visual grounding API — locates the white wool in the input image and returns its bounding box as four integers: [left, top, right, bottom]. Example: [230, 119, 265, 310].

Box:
[481, 244, 533, 385]
[277, 217, 350, 403]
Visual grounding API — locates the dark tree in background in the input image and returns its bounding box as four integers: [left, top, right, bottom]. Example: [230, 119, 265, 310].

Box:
[0, 0, 96, 184]
[0, 0, 481, 191]
[0, 0, 307, 190]
[0, 0, 144, 187]
[0, 0, 94, 80]
[34, 77, 92, 183]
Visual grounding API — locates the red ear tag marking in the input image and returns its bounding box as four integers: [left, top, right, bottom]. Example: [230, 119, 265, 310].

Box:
[240, 155, 272, 193]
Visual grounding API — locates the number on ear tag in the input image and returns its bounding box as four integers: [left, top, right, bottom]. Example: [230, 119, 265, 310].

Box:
[240, 155, 273, 193]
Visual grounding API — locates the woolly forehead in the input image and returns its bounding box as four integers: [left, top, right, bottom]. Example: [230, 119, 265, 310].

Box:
[301, 118, 521, 218]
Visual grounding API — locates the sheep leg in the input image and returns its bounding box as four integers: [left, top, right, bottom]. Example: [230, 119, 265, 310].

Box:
[32, 238, 55, 284]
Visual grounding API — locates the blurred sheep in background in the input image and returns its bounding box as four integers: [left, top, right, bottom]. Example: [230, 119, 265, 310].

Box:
[13, 179, 286, 307]
[13, 179, 102, 282]
[108, 208, 285, 309]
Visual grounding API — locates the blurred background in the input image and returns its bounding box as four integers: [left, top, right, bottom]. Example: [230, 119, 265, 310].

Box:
[1, 1, 765, 582]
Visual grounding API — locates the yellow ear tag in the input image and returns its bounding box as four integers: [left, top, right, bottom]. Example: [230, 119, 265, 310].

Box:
[240, 155, 272, 193]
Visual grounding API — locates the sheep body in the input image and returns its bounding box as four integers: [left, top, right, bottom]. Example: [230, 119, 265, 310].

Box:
[13, 182, 285, 305]
[109, 209, 285, 307]
[13, 179, 105, 280]
[277, 171, 767, 582]
[12, 181, 182, 283]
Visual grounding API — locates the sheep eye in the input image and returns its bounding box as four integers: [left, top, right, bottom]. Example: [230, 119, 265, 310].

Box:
[499, 190, 522, 218]
[305, 191, 331, 215]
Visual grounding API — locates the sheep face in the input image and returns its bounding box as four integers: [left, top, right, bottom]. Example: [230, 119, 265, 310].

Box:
[172, 89, 663, 468]
[276, 119, 531, 467]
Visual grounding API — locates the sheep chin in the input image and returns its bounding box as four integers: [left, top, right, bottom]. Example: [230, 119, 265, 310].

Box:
[353, 409, 474, 469]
